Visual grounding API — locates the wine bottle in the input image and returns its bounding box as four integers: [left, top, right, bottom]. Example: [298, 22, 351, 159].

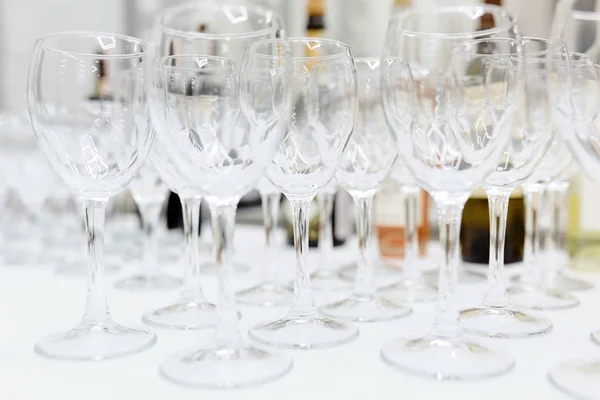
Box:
[374, 179, 430, 264]
[460, 187, 525, 265]
[567, 172, 600, 271]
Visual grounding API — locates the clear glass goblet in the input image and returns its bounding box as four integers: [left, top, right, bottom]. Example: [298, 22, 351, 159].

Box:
[114, 160, 181, 290]
[153, 54, 292, 388]
[380, 5, 520, 379]
[235, 177, 293, 306]
[28, 31, 157, 360]
[319, 58, 411, 322]
[508, 53, 591, 311]
[245, 38, 360, 349]
[452, 37, 562, 339]
[144, 0, 283, 330]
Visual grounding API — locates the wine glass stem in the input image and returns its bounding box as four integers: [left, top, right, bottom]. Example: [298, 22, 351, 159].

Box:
[208, 199, 241, 347]
[483, 188, 511, 308]
[431, 201, 464, 338]
[353, 193, 375, 297]
[180, 197, 205, 302]
[317, 191, 335, 270]
[290, 197, 317, 317]
[522, 185, 541, 285]
[138, 200, 162, 276]
[402, 185, 422, 283]
[260, 191, 281, 284]
[81, 199, 110, 324]
[551, 183, 570, 272]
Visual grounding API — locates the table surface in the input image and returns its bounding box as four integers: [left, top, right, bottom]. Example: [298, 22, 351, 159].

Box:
[1, 224, 598, 400]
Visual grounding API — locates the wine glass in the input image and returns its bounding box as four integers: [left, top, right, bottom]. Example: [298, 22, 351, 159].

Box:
[27, 31, 157, 360]
[153, 53, 292, 388]
[245, 38, 360, 349]
[507, 62, 589, 311]
[144, 0, 283, 329]
[319, 58, 411, 322]
[546, 2, 600, 397]
[453, 37, 565, 339]
[235, 177, 293, 306]
[380, 5, 520, 379]
[114, 160, 181, 290]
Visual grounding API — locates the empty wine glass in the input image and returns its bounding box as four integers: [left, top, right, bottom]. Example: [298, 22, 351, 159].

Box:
[319, 58, 411, 322]
[153, 54, 292, 388]
[236, 177, 293, 306]
[453, 37, 564, 339]
[144, 0, 283, 330]
[380, 5, 520, 379]
[115, 160, 181, 290]
[508, 52, 588, 311]
[28, 31, 157, 360]
[246, 38, 360, 349]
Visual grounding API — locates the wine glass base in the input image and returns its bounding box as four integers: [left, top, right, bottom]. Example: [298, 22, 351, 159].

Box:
[379, 279, 437, 303]
[55, 259, 121, 276]
[201, 262, 250, 275]
[592, 329, 600, 346]
[459, 306, 553, 338]
[114, 273, 182, 291]
[248, 313, 359, 350]
[545, 273, 594, 292]
[423, 267, 485, 285]
[34, 320, 156, 361]
[310, 269, 353, 292]
[236, 283, 293, 307]
[507, 285, 580, 310]
[319, 295, 411, 322]
[549, 359, 600, 400]
[338, 261, 401, 283]
[381, 335, 515, 380]
[160, 342, 293, 389]
[143, 299, 217, 330]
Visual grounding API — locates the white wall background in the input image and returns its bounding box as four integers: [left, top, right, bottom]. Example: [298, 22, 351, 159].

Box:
[0, 0, 559, 110]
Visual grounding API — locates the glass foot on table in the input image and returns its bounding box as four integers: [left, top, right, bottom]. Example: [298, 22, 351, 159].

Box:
[34, 320, 156, 361]
[201, 262, 250, 275]
[549, 359, 600, 400]
[248, 313, 359, 350]
[459, 306, 552, 339]
[338, 261, 401, 283]
[423, 267, 485, 285]
[114, 273, 182, 291]
[544, 272, 594, 292]
[319, 295, 411, 322]
[143, 299, 217, 330]
[160, 342, 293, 388]
[592, 329, 600, 346]
[310, 269, 353, 292]
[507, 285, 580, 310]
[236, 283, 293, 307]
[379, 279, 437, 303]
[381, 335, 515, 380]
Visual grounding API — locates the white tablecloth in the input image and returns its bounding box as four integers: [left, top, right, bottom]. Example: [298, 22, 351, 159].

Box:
[1, 225, 598, 400]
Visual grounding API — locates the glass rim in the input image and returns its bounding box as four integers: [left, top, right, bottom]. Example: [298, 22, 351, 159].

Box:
[159, 1, 276, 40]
[450, 37, 565, 58]
[160, 54, 236, 70]
[392, 4, 517, 39]
[36, 30, 147, 59]
[244, 37, 352, 62]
